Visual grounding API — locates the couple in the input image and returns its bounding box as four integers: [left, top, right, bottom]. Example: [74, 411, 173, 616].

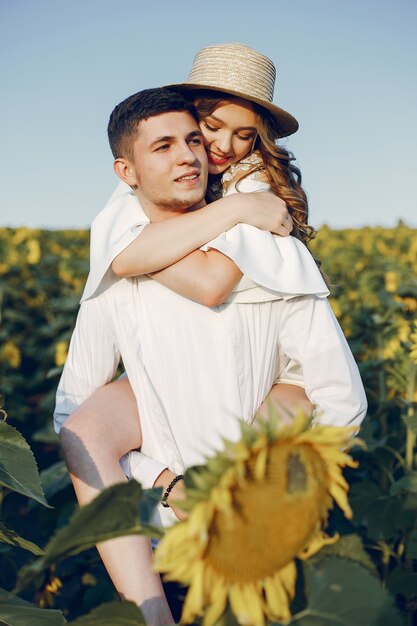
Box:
[54, 43, 367, 626]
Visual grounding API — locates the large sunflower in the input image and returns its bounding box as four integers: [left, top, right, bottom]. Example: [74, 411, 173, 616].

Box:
[154, 413, 359, 626]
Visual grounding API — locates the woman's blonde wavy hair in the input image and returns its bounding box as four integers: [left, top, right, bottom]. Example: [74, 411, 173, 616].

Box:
[193, 93, 317, 247]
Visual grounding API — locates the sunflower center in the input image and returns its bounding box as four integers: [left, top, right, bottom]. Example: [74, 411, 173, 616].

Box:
[287, 451, 307, 493]
[204, 442, 330, 583]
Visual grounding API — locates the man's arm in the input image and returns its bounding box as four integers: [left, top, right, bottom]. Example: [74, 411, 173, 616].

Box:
[111, 192, 292, 277]
[54, 297, 121, 432]
[150, 248, 242, 307]
[278, 295, 367, 430]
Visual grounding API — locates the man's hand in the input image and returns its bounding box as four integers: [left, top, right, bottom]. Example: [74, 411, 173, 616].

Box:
[154, 469, 188, 521]
[237, 191, 293, 237]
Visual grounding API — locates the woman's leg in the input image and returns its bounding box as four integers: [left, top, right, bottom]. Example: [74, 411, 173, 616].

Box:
[59, 377, 176, 626]
[257, 383, 313, 423]
[60, 377, 142, 501]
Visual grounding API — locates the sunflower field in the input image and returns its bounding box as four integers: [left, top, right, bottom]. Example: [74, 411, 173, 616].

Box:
[0, 223, 417, 626]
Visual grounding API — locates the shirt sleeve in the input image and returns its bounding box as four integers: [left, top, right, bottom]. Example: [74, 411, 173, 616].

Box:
[54, 298, 169, 489]
[274, 358, 305, 388]
[53, 296, 121, 433]
[120, 450, 168, 490]
[278, 295, 368, 430]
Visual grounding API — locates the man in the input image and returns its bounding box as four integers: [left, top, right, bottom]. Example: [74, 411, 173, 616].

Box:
[55, 88, 367, 625]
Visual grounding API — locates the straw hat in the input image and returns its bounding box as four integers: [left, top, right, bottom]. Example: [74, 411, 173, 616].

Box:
[168, 43, 299, 138]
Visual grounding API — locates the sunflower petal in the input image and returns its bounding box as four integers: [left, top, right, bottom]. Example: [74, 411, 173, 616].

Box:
[229, 584, 265, 626]
[181, 560, 206, 624]
[263, 571, 292, 622]
[254, 446, 268, 481]
[203, 572, 228, 626]
[277, 560, 297, 597]
[299, 531, 339, 560]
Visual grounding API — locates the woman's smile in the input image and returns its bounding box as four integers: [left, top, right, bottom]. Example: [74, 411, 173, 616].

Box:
[206, 151, 232, 166]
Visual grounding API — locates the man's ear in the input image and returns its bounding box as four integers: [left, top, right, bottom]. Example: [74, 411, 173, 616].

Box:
[113, 158, 139, 189]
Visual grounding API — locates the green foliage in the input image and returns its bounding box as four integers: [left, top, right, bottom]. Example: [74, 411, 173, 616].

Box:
[0, 588, 66, 625]
[16, 481, 162, 593]
[0, 589, 145, 625]
[39, 461, 72, 502]
[386, 566, 417, 600]
[0, 421, 48, 506]
[69, 600, 146, 625]
[0, 521, 44, 556]
[390, 472, 417, 495]
[318, 533, 377, 574]
[287, 556, 405, 626]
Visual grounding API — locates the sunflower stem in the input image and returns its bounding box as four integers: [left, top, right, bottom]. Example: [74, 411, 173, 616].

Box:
[376, 331, 387, 437]
[405, 363, 416, 471]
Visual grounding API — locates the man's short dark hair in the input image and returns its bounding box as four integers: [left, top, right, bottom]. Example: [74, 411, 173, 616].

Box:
[108, 87, 199, 160]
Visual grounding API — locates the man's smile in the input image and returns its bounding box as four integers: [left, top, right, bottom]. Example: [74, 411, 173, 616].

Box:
[174, 170, 201, 184]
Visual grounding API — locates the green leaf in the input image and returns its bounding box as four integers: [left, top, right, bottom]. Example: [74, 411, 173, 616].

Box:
[319, 534, 377, 574]
[349, 481, 406, 539]
[0, 589, 29, 608]
[15, 481, 163, 592]
[138, 488, 163, 526]
[0, 421, 49, 507]
[43, 480, 163, 561]
[0, 520, 44, 556]
[386, 565, 417, 600]
[288, 556, 405, 626]
[405, 528, 417, 559]
[32, 422, 60, 445]
[40, 461, 72, 501]
[0, 587, 66, 625]
[357, 420, 386, 452]
[46, 366, 64, 380]
[69, 600, 145, 625]
[390, 472, 417, 495]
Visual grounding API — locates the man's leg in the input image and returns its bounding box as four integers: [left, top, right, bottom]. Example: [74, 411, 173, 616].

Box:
[59, 377, 176, 626]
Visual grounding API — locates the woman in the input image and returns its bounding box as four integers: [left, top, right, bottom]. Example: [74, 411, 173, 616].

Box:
[58, 44, 364, 625]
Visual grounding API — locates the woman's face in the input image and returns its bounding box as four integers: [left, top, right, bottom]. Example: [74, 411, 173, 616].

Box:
[199, 98, 258, 175]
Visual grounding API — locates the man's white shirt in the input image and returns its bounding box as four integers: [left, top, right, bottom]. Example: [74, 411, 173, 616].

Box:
[55, 274, 367, 500]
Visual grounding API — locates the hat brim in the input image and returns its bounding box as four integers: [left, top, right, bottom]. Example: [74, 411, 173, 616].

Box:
[166, 82, 299, 138]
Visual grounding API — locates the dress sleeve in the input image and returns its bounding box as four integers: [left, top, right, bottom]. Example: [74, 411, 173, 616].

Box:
[201, 177, 329, 300]
[278, 295, 368, 430]
[53, 296, 121, 433]
[81, 182, 150, 302]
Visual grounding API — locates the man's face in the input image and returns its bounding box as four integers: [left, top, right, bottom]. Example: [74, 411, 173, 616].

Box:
[128, 111, 208, 220]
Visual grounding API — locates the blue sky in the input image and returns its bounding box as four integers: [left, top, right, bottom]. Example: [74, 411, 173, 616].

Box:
[1, 0, 416, 229]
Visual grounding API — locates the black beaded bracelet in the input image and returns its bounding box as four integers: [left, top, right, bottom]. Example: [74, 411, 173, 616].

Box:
[161, 474, 184, 508]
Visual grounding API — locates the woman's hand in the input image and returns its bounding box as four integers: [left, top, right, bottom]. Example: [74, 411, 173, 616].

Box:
[236, 191, 293, 237]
